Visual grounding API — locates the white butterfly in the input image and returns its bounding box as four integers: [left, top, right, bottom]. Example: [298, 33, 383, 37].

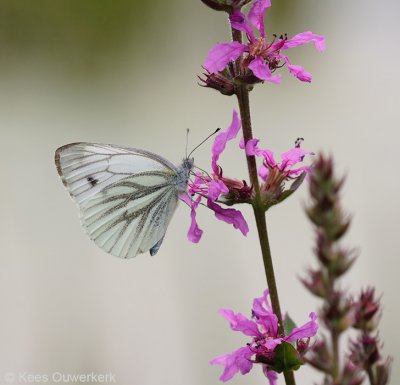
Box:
[55, 142, 194, 258]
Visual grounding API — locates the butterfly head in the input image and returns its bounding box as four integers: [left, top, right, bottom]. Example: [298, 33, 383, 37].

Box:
[183, 157, 194, 172]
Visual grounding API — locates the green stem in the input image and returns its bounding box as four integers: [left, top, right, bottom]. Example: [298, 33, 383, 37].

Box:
[231, 25, 296, 385]
[366, 366, 376, 385]
[331, 330, 340, 381]
[236, 84, 296, 385]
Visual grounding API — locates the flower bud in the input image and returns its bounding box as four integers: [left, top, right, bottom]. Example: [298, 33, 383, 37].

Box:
[353, 288, 381, 331]
[329, 248, 357, 277]
[301, 269, 328, 298]
[374, 358, 392, 385]
[305, 338, 332, 373]
[198, 69, 235, 96]
[322, 291, 354, 333]
[296, 338, 311, 356]
[307, 155, 350, 241]
[341, 361, 365, 385]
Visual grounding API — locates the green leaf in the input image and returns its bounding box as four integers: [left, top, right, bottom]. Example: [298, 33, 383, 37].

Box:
[289, 172, 307, 192]
[283, 313, 297, 336]
[265, 172, 307, 211]
[271, 342, 303, 373]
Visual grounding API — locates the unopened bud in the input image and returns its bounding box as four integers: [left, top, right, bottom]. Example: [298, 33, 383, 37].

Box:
[322, 292, 354, 333]
[198, 68, 235, 96]
[341, 361, 365, 385]
[301, 269, 328, 298]
[353, 288, 381, 331]
[305, 339, 332, 373]
[375, 358, 392, 385]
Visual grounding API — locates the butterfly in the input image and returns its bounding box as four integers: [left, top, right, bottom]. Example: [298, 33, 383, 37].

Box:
[55, 142, 194, 258]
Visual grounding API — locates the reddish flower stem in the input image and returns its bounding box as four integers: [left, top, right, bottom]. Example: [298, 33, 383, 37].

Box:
[231, 26, 296, 385]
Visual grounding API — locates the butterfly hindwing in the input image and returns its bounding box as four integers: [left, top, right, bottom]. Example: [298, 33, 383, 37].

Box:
[55, 142, 181, 258]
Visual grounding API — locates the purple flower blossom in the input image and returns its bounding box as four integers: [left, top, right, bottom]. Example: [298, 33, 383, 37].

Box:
[181, 110, 251, 243]
[204, 0, 325, 84]
[210, 290, 319, 384]
[255, 138, 314, 181]
[181, 111, 313, 242]
[240, 136, 314, 206]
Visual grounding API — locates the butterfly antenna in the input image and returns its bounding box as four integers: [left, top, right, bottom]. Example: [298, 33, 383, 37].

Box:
[187, 128, 221, 158]
[185, 128, 190, 159]
[192, 165, 212, 179]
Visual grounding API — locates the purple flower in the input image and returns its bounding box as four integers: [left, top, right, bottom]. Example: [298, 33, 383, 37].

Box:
[181, 110, 251, 242]
[182, 112, 313, 243]
[210, 290, 319, 384]
[204, 0, 325, 83]
[239, 136, 314, 207]
[256, 139, 314, 181]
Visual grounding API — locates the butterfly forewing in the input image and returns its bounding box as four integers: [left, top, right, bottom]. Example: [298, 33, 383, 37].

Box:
[55, 142, 183, 258]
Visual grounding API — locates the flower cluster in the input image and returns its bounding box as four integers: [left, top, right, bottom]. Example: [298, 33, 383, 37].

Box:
[181, 110, 313, 242]
[210, 290, 319, 384]
[180, 110, 251, 243]
[203, 0, 325, 88]
[241, 136, 313, 209]
[303, 155, 391, 385]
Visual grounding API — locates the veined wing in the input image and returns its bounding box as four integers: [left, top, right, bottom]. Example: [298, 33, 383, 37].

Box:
[55, 142, 178, 208]
[55, 142, 181, 258]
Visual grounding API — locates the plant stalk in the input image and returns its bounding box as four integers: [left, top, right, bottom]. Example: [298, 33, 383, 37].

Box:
[231, 24, 296, 385]
[331, 330, 340, 381]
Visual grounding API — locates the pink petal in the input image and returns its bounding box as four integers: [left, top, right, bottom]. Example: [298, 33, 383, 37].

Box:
[263, 367, 278, 385]
[263, 338, 283, 350]
[287, 165, 312, 177]
[259, 164, 269, 180]
[239, 137, 245, 149]
[219, 308, 262, 337]
[252, 290, 279, 337]
[281, 146, 312, 168]
[288, 64, 312, 82]
[258, 148, 276, 166]
[244, 138, 260, 155]
[229, 10, 254, 40]
[210, 346, 254, 382]
[211, 110, 241, 173]
[208, 179, 229, 201]
[186, 196, 203, 243]
[256, 147, 276, 180]
[259, 314, 279, 337]
[248, 57, 281, 84]
[204, 42, 247, 73]
[187, 171, 208, 195]
[285, 312, 319, 342]
[179, 193, 191, 206]
[207, 199, 249, 236]
[248, 0, 271, 37]
[252, 289, 272, 317]
[283, 31, 326, 52]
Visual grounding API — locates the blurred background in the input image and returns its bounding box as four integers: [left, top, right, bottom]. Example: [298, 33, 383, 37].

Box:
[1, 0, 398, 384]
